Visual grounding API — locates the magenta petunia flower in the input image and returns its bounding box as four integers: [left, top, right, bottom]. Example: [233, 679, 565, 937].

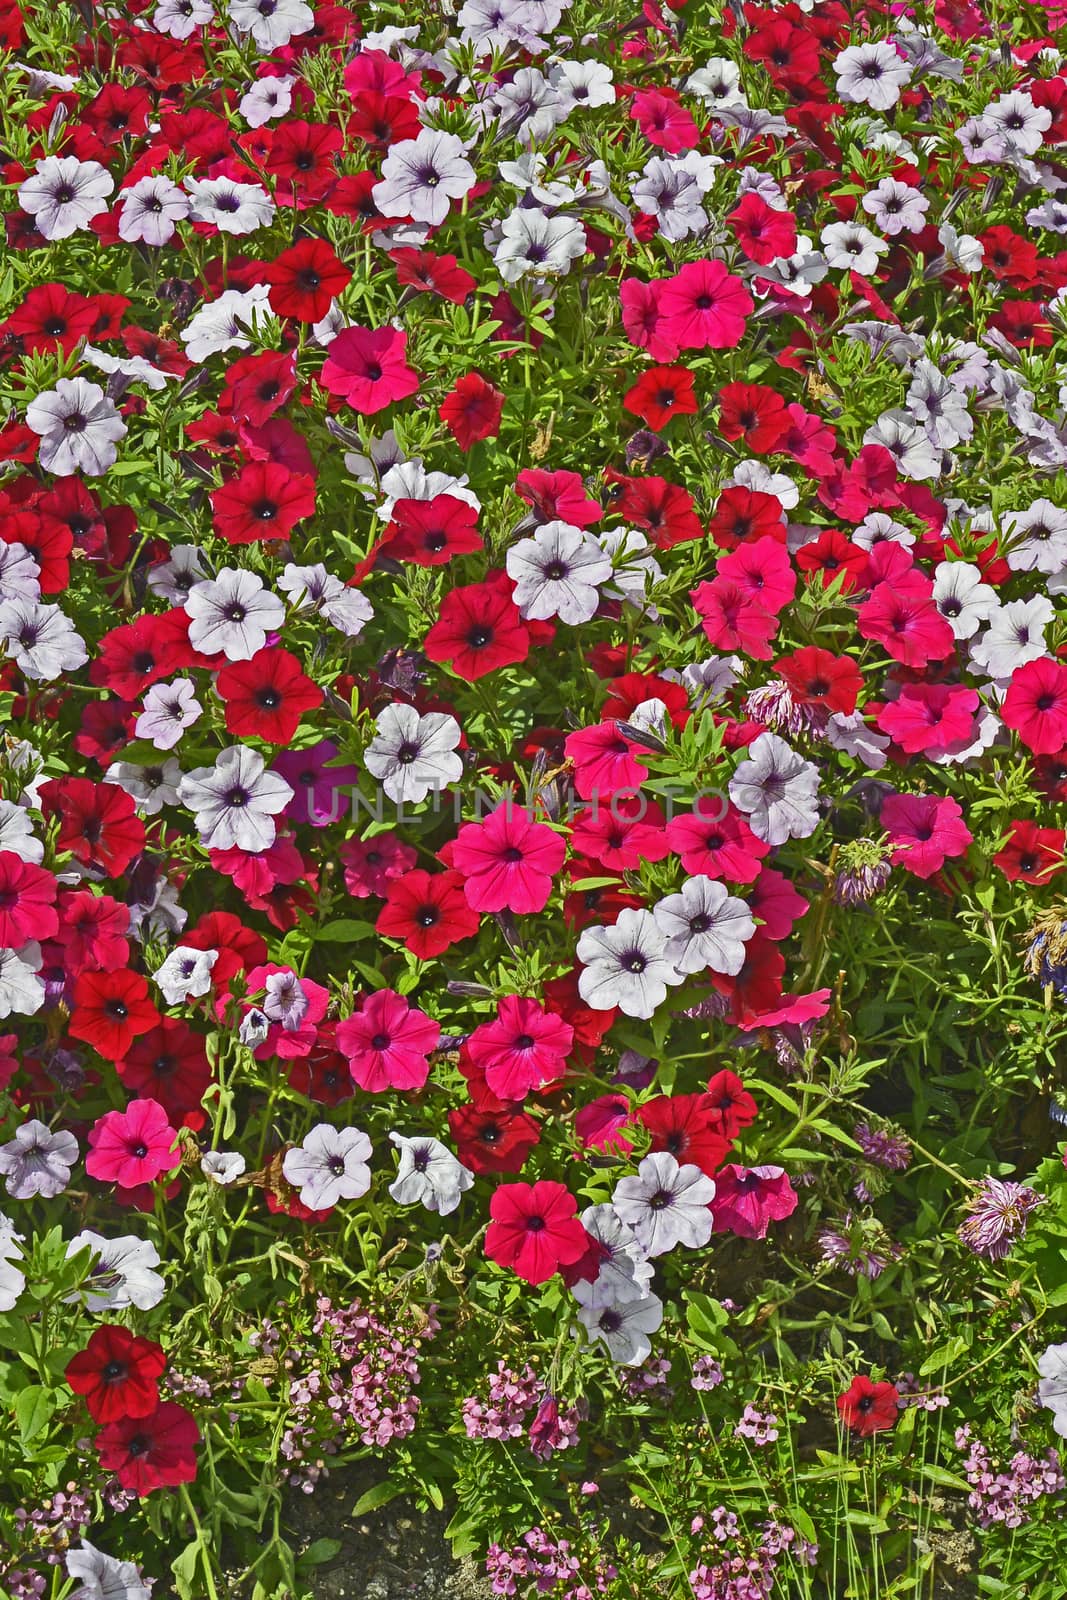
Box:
[881, 792, 972, 879]
[336, 990, 440, 1093]
[451, 804, 565, 915]
[85, 1098, 181, 1189]
[710, 1165, 798, 1239]
[319, 326, 420, 415]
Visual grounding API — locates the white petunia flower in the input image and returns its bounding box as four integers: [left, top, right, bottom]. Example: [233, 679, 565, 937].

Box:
[227, 0, 313, 50]
[574, 1284, 664, 1366]
[201, 1151, 247, 1186]
[282, 1124, 372, 1210]
[181, 285, 275, 363]
[183, 567, 285, 660]
[239, 74, 295, 127]
[833, 41, 912, 110]
[365, 704, 464, 805]
[154, 946, 218, 1005]
[26, 379, 126, 477]
[0, 600, 87, 681]
[374, 129, 476, 227]
[652, 876, 756, 976]
[118, 175, 190, 246]
[576, 908, 684, 1019]
[728, 732, 821, 845]
[506, 520, 612, 624]
[179, 746, 293, 852]
[66, 1231, 165, 1311]
[18, 155, 113, 240]
[612, 1151, 716, 1257]
[388, 1133, 474, 1216]
[185, 176, 275, 235]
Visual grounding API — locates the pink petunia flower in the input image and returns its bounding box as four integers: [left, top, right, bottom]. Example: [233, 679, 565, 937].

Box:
[319, 326, 419, 415]
[85, 1098, 181, 1189]
[881, 792, 972, 879]
[336, 989, 440, 1092]
[451, 804, 565, 915]
[710, 1164, 798, 1238]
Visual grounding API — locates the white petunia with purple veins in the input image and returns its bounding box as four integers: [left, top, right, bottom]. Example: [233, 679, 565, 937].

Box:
[0, 1119, 78, 1200]
[283, 1124, 373, 1211]
[728, 732, 821, 846]
[612, 1152, 716, 1257]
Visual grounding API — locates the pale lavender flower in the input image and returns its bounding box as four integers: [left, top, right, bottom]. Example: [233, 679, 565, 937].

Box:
[854, 1123, 911, 1171]
[574, 1286, 664, 1366]
[227, 0, 313, 50]
[576, 908, 683, 1019]
[282, 1124, 372, 1210]
[183, 567, 285, 660]
[180, 285, 275, 362]
[154, 0, 213, 36]
[374, 129, 476, 227]
[957, 1176, 1044, 1260]
[0, 543, 41, 605]
[0, 600, 87, 681]
[652, 876, 755, 976]
[66, 1539, 151, 1600]
[861, 177, 928, 235]
[388, 1133, 473, 1216]
[136, 679, 203, 750]
[744, 679, 826, 737]
[613, 1151, 716, 1257]
[26, 378, 126, 476]
[18, 155, 113, 239]
[0, 1119, 78, 1199]
[833, 41, 912, 110]
[1037, 1343, 1067, 1438]
[728, 732, 821, 846]
[201, 1151, 246, 1186]
[506, 521, 612, 624]
[0, 1212, 25, 1310]
[364, 705, 463, 805]
[66, 1231, 165, 1311]
[184, 176, 275, 234]
[239, 74, 295, 127]
[118, 175, 190, 245]
[263, 970, 308, 1029]
[179, 746, 293, 852]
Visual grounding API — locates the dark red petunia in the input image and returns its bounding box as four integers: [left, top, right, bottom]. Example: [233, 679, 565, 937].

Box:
[94, 1400, 200, 1496]
[348, 90, 422, 150]
[992, 819, 1066, 884]
[717, 381, 790, 453]
[221, 350, 298, 428]
[66, 1324, 166, 1423]
[438, 372, 505, 450]
[448, 1097, 542, 1174]
[211, 462, 316, 546]
[836, 1375, 900, 1437]
[777, 646, 863, 714]
[265, 237, 352, 323]
[117, 1018, 213, 1128]
[216, 646, 323, 742]
[70, 969, 160, 1062]
[706, 1070, 759, 1139]
[265, 119, 343, 204]
[3, 282, 97, 356]
[38, 777, 145, 879]
[391, 247, 476, 305]
[90, 611, 196, 700]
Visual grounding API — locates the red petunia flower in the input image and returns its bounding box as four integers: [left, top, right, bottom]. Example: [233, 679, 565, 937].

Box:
[70, 970, 160, 1062]
[348, 90, 422, 151]
[391, 248, 476, 304]
[638, 1093, 733, 1176]
[85, 1096, 181, 1187]
[222, 350, 298, 428]
[448, 1097, 541, 1174]
[66, 1324, 166, 1423]
[94, 1399, 200, 1496]
[38, 777, 146, 879]
[117, 1019, 212, 1128]
[717, 382, 790, 453]
[706, 1070, 759, 1139]
[0, 853, 58, 948]
[320, 325, 420, 415]
[728, 194, 797, 265]
[3, 282, 97, 356]
[424, 575, 530, 680]
[993, 819, 1065, 884]
[623, 366, 698, 431]
[438, 372, 505, 449]
[375, 868, 480, 959]
[216, 647, 322, 742]
[385, 495, 483, 567]
[0, 508, 72, 594]
[89, 611, 195, 700]
[211, 462, 316, 546]
[485, 1180, 589, 1285]
[777, 647, 863, 715]
[265, 119, 343, 204]
[836, 1374, 900, 1437]
[265, 237, 352, 323]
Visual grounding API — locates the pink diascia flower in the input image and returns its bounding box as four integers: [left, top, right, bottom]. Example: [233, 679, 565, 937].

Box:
[336, 989, 441, 1092]
[881, 792, 972, 879]
[451, 804, 565, 915]
[85, 1098, 181, 1188]
[710, 1165, 799, 1239]
[466, 995, 574, 1101]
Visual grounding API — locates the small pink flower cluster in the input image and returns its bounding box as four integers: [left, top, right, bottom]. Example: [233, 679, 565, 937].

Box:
[485, 1526, 616, 1600]
[689, 1515, 817, 1600]
[618, 1355, 673, 1400]
[955, 1425, 1066, 1528]
[4, 1489, 93, 1600]
[462, 1361, 583, 1460]
[691, 1355, 725, 1392]
[734, 1407, 780, 1446]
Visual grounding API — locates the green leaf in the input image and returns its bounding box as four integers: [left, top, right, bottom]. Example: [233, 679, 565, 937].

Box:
[919, 1464, 971, 1492]
[445, 1510, 482, 1559]
[315, 919, 377, 942]
[15, 1384, 55, 1443]
[352, 1480, 403, 1516]
[297, 1538, 342, 1569]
